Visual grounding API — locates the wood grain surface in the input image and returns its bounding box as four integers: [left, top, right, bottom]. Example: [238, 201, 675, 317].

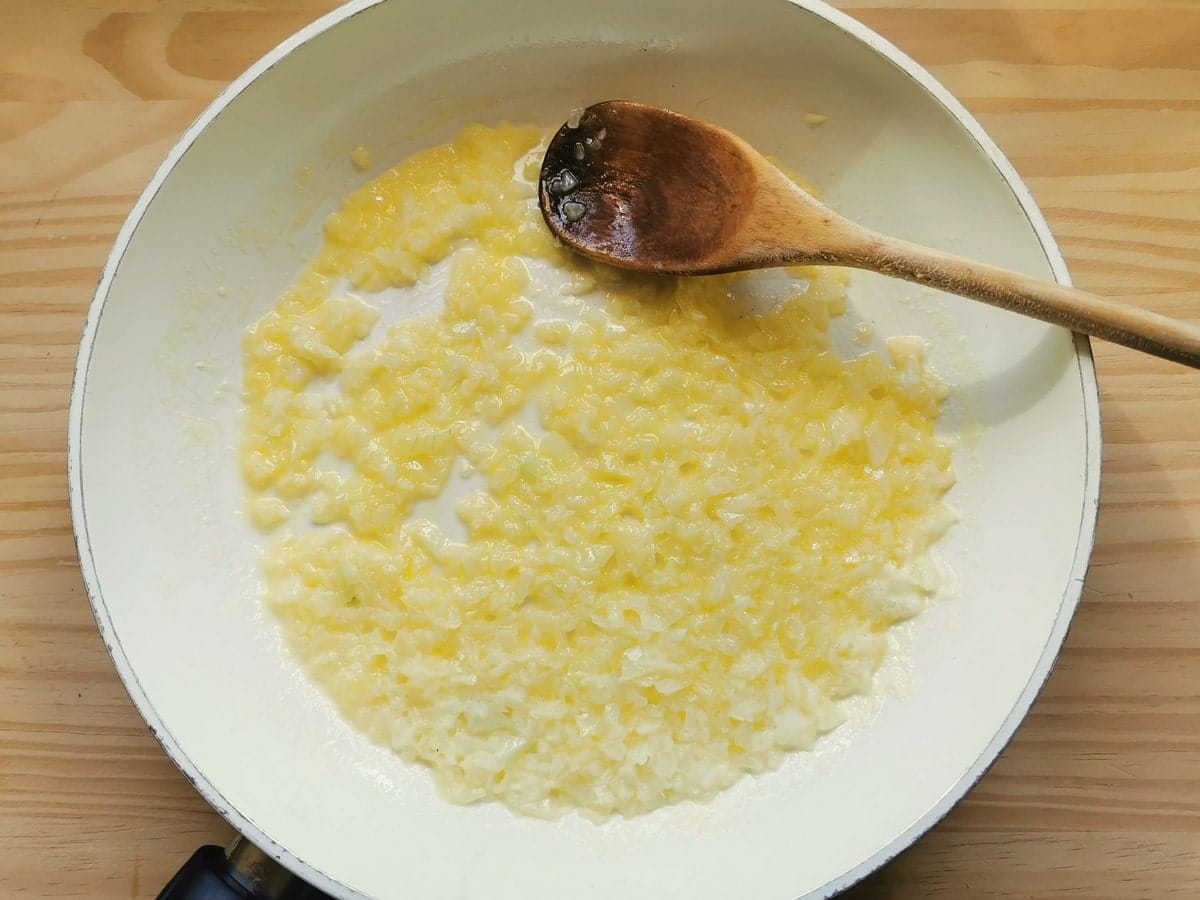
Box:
[1, 1, 1197, 897]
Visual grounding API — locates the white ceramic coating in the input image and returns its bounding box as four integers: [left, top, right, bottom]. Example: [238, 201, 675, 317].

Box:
[67, 0, 1100, 897]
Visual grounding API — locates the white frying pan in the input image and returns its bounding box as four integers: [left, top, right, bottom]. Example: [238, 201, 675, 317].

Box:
[68, 0, 1100, 897]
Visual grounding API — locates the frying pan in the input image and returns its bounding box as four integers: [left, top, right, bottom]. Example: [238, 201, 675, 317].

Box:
[67, 0, 1100, 897]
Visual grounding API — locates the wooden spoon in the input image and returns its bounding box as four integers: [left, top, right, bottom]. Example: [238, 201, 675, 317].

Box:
[538, 100, 1200, 368]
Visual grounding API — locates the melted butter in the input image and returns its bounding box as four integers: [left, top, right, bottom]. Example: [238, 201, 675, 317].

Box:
[241, 123, 956, 819]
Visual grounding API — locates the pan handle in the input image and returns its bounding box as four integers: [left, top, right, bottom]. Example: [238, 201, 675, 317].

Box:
[157, 838, 332, 900]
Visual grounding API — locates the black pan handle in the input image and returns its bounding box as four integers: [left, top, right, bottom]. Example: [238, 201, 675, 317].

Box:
[158, 839, 332, 900]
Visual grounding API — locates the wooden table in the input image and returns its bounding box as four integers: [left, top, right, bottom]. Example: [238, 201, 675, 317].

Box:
[2, 1, 1197, 896]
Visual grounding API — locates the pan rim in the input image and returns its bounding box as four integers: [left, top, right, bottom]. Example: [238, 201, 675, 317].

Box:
[66, 0, 1102, 897]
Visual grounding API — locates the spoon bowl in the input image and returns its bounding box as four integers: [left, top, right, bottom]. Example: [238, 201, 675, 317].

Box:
[540, 103, 766, 273]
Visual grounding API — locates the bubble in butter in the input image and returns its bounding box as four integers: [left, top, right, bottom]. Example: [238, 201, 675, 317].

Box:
[240, 123, 956, 819]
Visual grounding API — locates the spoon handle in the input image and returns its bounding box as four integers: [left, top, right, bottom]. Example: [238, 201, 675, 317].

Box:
[840, 233, 1200, 368]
